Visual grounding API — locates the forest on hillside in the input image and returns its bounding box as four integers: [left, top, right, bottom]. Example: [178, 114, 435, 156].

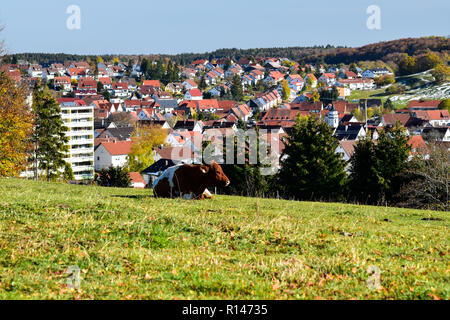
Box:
[4, 36, 449, 69]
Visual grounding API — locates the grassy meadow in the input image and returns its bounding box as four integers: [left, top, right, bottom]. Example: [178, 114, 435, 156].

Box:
[0, 178, 448, 300]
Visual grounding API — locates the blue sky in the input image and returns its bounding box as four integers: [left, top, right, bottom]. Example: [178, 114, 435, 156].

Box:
[0, 0, 448, 55]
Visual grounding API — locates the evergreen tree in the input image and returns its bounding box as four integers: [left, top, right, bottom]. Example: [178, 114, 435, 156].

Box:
[231, 74, 244, 101]
[276, 116, 347, 201]
[348, 126, 411, 205]
[97, 166, 131, 188]
[348, 138, 380, 204]
[32, 83, 70, 181]
[198, 74, 207, 90]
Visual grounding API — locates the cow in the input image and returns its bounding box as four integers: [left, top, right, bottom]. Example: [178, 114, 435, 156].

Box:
[152, 161, 230, 199]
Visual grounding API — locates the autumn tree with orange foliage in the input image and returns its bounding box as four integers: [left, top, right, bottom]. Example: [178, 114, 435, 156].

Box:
[127, 124, 168, 172]
[0, 72, 34, 177]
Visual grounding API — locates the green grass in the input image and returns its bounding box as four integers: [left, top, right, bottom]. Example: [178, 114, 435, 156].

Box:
[0, 178, 448, 300]
[347, 88, 387, 102]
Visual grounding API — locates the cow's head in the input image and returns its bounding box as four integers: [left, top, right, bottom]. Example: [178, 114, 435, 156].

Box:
[200, 161, 230, 187]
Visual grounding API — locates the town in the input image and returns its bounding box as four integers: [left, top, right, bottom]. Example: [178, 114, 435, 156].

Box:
[1, 37, 449, 208]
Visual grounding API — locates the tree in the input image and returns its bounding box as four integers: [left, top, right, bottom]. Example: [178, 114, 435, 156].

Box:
[0, 72, 34, 177]
[32, 83, 70, 181]
[198, 74, 207, 90]
[101, 89, 111, 101]
[276, 116, 347, 201]
[231, 74, 244, 101]
[127, 124, 168, 172]
[431, 64, 450, 84]
[108, 112, 136, 127]
[375, 74, 395, 86]
[97, 81, 104, 92]
[320, 86, 339, 103]
[348, 126, 411, 205]
[384, 98, 394, 112]
[97, 166, 131, 188]
[386, 83, 406, 95]
[417, 51, 443, 71]
[348, 138, 380, 204]
[438, 99, 450, 112]
[281, 79, 291, 101]
[395, 143, 449, 211]
[397, 53, 416, 75]
[309, 90, 320, 102]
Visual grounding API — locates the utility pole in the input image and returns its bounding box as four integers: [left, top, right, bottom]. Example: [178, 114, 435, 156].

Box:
[365, 99, 368, 129]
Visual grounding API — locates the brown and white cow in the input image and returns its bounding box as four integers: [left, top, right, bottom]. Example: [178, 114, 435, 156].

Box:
[152, 161, 230, 199]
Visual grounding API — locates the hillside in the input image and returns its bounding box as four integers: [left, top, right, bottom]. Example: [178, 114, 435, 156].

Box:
[0, 178, 448, 300]
[8, 36, 449, 65]
[346, 70, 450, 106]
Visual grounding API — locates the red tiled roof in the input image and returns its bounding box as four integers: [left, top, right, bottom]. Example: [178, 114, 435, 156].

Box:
[143, 80, 162, 88]
[408, 100, 441, 109]
[100, 140, 132, 155]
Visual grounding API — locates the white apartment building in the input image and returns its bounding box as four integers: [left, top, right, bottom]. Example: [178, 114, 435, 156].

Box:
[60, 99, 95, 181]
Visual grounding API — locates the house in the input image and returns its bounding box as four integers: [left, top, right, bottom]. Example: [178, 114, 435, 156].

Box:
[362, 68, 392, 78]
[94, 140, 132, 171]
[181, 68, 197, 79]
[6, 70, 22, 83]
[96, 127, 134, 141]
[318, 73, 336, 86]
[54, 76, 72, 91]
[414, 110, 450, 127]
[137, 108, 156, 120]
[261, 108, 298, 127]
[304, 74, 317, 88]
[152, 99, 179, 113]
[184, 88, 203, 101]
[173, 120, 203, 132]
[67, 68, 87, 80]
[339, 71, 357, 79]
[249, 69, 264, 82]
[195, 99, 220, 113]
[183, 79, 198, 91]
[111, 83, 129, 98]
[28, 64, 43, 78]
[129, 172, 146, 189]
[335, 140, 357, 162]
[336, 86, 351, 98]
[121, 77, 137, 92]
[241, 74, 255, 86]
[78, 77, 97, 92]
[143, 80, 162, 90]
[230, 104, 253, 122]
[421, 127, 450, 142]
[225, 65, 243, 79]
[165, 82, 184, 94]
[153, 146, 198, 164]
[334, 123, 366, 140]
[205, 71, 219, 85]
[98, 77, 112, 90]
[381, 114, 411, 127]
[407, 100, 441, 110]
[337, 78, 375, 90]
[248, 90, 282, 111]
[408, 135, 428, 158]
[264, 71, 285, 85]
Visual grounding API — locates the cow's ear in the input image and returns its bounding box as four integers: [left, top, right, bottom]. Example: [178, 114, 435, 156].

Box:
[200, 165, 209, 174]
